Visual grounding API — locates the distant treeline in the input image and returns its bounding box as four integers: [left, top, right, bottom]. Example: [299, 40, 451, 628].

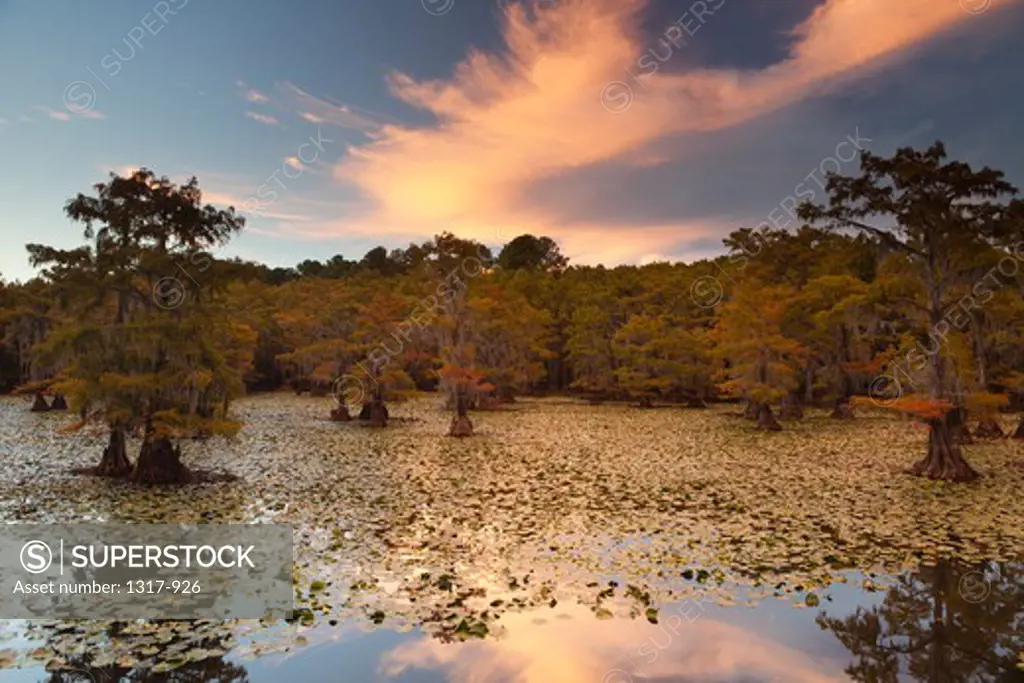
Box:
[2, 142, 1024, 481]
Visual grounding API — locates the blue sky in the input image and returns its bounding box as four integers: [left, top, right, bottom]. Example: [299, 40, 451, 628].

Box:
[1, 0, 1022, 281]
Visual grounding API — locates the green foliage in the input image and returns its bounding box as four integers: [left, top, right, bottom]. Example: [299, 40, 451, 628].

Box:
[25, 169, 252, 440]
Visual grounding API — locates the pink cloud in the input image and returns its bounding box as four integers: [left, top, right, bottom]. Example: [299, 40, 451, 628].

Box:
[32, 106, 70, 122]
[280, 0, 1013, 263]
[31, 105, 105, 122]
[381, 602, 848, 682]
[245, 89, 270, 103]
[245, 111, 282, 126]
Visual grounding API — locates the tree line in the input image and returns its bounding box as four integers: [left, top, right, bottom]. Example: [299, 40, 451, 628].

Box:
[1, 142, 1022, 483]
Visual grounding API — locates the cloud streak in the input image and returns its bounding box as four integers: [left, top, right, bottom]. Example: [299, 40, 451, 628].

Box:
[278, 81, 388, 132]
[245, 111, 282, 127]
[31, 105, 105, 122]
[245, 89, 270, 103]
[285, 0, 1013, 264]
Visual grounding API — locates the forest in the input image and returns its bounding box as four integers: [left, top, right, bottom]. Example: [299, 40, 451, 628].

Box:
[2, 141, 1023, 486]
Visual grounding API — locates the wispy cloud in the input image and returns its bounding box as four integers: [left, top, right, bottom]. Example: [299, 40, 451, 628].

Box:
[236, 79, 271, 103]
[245, 111, 282, 127]
[32, 105, 70, 122]
[278, 81, 387, 132]
[31, 105, 105, 122]
[245, 89, 270, 104]
[294, 0, 1015, 264]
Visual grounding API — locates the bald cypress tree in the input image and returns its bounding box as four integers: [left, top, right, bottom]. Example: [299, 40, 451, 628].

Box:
[28, 169, 251, 483]
[800, 142, 1024, 481]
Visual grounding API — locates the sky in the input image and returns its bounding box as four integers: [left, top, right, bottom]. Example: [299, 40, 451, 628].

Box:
[1, 0, 1023, 281]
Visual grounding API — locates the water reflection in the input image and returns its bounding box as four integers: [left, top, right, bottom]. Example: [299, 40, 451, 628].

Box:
[24, 621, 248, 683]
[818, 560, 1024, 683]
[14, 561, 1023, 683]
[364, 562, 1021, 683]
[381, 603, 848, 682]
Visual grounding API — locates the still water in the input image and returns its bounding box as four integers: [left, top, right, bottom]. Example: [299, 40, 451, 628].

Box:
[1, 397, 1021, 681]
[2, 561, 1020, 682]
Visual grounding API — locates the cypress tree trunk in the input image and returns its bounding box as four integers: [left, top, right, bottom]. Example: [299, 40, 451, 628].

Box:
[49, 393, 68, 411]
[779, 394, 804, 420]
[973, 417, 1005, 439]
[133, 433, 191, 485]
[30, 392, 50, 412]
[1010, 415, 1024, 440]
[949, 406, 973, 444]
[96, 427, 133, 478]
[830, 397, 855, 420]
[330, 404, 352, 421]
[368, 400, 388, 426]
[449, 389, 474, 437]
[743, 400, 759, 420]
[367, 378, 388, 427]
[911, 416, 980, 482]
[685, 395, 706, 409]
[831, 366, 854, 419]
[755, 404, 782, 431]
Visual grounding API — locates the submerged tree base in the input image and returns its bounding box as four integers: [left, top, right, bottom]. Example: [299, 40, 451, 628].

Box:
[330, 405, 352, 422]
[368, 401, 389, 427]
[1012, 416, 1024, 440]
[358, 401, 389, 424]
[756, 404, 782, 431]
[779, 401, 804, 420]
[974, 418, 1005, 439]
[448, 414, 474, 437]
[830, 401, 855, 420]
[49, 393, 68, 411]
[30, 393, 50, 412]
[132, 436, 191, 485]
[94, 428, 133, 478]
[911, 418, 980, 482]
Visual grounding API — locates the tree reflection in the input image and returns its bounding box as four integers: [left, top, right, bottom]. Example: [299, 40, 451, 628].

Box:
[34, 620, 249, 683]
[818, 561, 1024, 682]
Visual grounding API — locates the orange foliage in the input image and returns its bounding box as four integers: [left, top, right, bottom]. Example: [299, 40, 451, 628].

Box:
[852, 394, 954, 420]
